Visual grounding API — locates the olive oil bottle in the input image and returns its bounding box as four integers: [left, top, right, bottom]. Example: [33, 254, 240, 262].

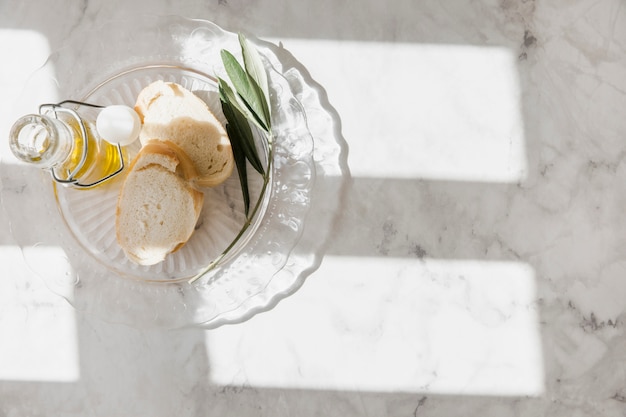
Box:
[9, 106, 127, 188]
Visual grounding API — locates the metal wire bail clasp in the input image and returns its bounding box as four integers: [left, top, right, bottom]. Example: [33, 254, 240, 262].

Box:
[41, 100, 125, 188]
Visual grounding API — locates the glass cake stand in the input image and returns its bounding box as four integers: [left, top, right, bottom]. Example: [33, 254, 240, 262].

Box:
[0, 15, 349, 328]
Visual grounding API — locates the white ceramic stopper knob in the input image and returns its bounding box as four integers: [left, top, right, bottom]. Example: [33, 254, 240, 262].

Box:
[96, 105, 141, 146]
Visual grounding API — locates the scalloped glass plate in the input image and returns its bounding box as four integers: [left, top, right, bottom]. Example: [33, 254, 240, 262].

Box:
[0, 15, 349, 328]
[54, 65, 274, 284]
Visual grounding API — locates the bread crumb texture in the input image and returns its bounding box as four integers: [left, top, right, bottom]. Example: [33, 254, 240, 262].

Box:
[116, 140, 203, 266]
[134, 81, 235, 187]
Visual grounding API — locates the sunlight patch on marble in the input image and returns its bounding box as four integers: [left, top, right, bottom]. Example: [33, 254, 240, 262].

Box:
[0, 31, 79, 383]
[274, 39, 527, 183]
[0, 29, 57, 163]
[0, 246, 79, 382]
[206, 257, 543, 396]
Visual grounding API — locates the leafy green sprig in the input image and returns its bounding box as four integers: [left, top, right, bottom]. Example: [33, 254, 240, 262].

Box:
[218, 34, 271, 217]
[188, 35, 272, 284]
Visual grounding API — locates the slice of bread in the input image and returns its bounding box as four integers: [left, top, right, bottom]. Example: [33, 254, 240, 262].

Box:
[134, 80, 235, 187]
[116, 140, 204, 266]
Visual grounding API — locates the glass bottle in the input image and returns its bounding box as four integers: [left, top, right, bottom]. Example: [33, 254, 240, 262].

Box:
[9, 105, 127, 188]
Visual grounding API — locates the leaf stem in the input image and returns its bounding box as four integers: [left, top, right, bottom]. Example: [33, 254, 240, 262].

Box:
[188, 137, 272, 284]
[188, 34, 273, 285]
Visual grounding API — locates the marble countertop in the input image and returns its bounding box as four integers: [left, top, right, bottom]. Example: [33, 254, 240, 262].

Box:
[2, 0, 626, 415]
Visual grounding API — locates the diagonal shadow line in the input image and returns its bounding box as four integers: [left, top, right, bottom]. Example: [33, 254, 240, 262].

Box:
[324, 176, 524, 261]
[0, 0, 529, 47]
[0, 323, 213, 415]
[1, 163, 523, 263]
[0, 382, 547, 416]
[4, 166, 605, 276]
[0, 382, 547, 417]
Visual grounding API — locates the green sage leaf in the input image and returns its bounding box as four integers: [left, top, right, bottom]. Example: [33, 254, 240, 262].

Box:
[239, 33, 270, 117]
[220, 94, 252, 216]
[220, 49, 270, 131]
[219, 79, 264, 175]
[218, 76, 260, 131]
[226, 120, 250, 216]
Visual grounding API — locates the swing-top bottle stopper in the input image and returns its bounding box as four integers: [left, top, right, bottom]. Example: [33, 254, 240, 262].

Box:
[9, 101, 141, 188]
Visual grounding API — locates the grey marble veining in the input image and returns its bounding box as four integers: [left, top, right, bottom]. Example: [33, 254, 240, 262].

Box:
[1, 0, 626, 415]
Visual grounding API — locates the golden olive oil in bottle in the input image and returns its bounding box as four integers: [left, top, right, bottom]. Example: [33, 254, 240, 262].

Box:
[9, 110, 125, 188]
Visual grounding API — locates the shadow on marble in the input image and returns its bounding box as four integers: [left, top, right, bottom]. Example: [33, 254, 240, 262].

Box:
[0, 0, 533, 47]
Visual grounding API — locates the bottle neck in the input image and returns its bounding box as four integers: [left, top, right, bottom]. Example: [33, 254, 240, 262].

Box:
[9, 114, 75, 169]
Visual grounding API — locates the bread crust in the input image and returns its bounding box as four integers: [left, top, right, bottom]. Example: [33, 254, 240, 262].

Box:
[117, 80, 234, 266]
[116, 139, 204, 266]
[134, 81, 235, 188]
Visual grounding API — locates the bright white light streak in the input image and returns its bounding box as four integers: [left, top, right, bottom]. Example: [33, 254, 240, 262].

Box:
[0, 30, 79, 382]
[206, 257, 543, 396]
[0, 246, 80, 382]
[273, 39, 527, 183]
[0, 29, 58, 162]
